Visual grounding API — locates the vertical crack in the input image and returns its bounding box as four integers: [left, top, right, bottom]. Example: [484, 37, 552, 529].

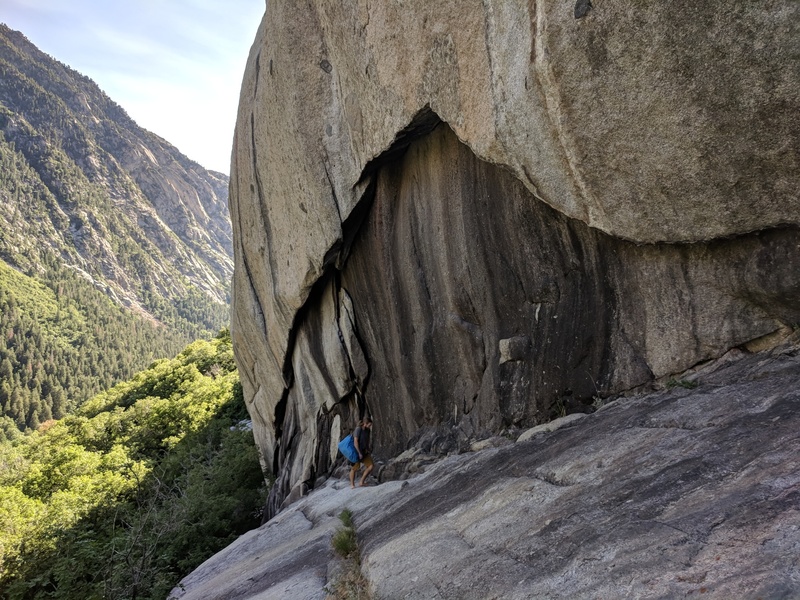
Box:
[234, 172, 269, 351]
[323, 161, 343, 226]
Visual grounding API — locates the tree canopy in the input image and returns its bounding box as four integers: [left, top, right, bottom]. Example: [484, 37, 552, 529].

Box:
[0, 330, 267, 600]
[0, 257, 224, 432]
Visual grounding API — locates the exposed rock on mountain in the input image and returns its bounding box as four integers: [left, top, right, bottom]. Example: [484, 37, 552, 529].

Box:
[172, 340, 800, 599]
[0, 24, 233, 324]
[228, 1, 800, 514]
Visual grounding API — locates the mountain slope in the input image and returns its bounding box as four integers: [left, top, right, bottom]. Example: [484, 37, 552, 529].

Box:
[0, 24, 236, 428]
[0, 24, 232, 319]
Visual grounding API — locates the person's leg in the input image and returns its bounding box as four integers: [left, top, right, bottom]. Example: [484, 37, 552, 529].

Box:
[349, 463, 360, 488]
[359, 456, 374, 486]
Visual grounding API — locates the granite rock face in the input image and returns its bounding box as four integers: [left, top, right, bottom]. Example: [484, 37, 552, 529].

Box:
[339, 126, 800, 457]
[171, 342, 800, 599]
[229, 1, 800, 511]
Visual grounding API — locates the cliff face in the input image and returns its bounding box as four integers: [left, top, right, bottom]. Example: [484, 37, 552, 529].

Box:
[0, 25, 232, 320]
[229, 1, 800, 514]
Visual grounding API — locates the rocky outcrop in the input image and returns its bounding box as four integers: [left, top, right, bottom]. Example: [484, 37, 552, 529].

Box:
[171, 340, 800, 598]
[229, 1, 800, 512]
[340, 125, 799, 453]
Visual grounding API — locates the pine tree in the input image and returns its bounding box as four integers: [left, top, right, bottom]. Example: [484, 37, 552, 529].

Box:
[0, 356, 12, 380]
[9, 387, 24, 428]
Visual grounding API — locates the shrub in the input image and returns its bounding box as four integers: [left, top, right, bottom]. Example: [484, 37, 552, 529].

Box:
[338, 508, 354, 529]
[332, 525, 358, 559]
[666, 378, 699, 390]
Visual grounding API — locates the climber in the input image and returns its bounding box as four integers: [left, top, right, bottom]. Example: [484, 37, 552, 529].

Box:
[349, 416, 374, 488]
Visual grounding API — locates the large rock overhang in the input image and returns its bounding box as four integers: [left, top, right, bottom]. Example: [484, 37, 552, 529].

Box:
[228, 1, 800, 515]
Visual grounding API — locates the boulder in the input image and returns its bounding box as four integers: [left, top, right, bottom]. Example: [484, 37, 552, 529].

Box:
[229, 0, 800, 512]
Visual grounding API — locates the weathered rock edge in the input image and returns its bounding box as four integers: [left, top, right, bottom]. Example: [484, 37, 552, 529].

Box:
[170, 340, 800, 599]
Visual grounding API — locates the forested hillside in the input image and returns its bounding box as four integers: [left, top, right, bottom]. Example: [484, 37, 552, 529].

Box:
[0, 259, 214, 431]
[0, 25, 233, 313]
[0, 331, 267, 600]
[0, 24, 236, 430]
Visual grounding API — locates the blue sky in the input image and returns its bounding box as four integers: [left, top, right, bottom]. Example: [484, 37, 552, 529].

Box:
[3, 0, 265, 174]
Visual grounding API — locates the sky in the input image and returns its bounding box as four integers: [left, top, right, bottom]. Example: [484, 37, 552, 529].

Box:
[2, 0, 265, 174]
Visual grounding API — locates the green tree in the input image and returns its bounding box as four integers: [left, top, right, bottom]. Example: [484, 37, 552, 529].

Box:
[0, 332, 267, 599]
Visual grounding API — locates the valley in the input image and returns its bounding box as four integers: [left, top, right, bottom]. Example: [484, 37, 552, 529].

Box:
[0, 24, 233, 431]
[0, 22, 264, 600]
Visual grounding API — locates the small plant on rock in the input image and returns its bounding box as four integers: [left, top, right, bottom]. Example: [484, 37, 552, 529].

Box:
[327, 508, 371, 599]
[338, 508, 355, 529]
[332, 510, 358, 559]
[666, 378, 699, 390]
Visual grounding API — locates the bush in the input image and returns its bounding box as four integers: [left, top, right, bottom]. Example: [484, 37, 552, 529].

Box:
[332, 526, 358, 559]
[338, 508, 354, 529]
